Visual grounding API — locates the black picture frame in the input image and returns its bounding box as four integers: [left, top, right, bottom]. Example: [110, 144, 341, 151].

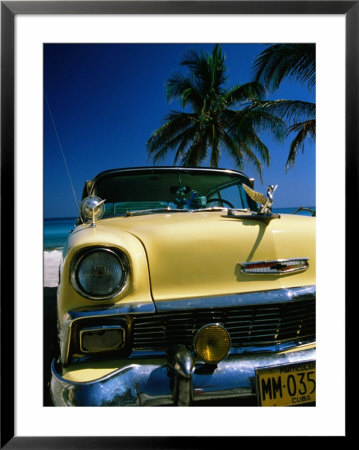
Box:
[1, 1, 353, 447]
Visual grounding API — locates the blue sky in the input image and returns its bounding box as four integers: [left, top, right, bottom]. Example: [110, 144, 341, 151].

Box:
[44, 43, 315, 218]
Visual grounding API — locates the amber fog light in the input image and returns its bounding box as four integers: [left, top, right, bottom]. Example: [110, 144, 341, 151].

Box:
[194, 324, 231, 364]
[80, 326, 124, 353]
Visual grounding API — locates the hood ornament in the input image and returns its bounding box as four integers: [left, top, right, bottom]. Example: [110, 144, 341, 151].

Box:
[242, 184, 278, 214]
[80, 196, 106, 227]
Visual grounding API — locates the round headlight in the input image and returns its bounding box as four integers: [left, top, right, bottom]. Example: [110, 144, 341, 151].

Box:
[73, 248, 127, 299]
[194, 324, 231, 364]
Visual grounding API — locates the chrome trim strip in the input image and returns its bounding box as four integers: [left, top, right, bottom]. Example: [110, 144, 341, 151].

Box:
[155, 285, 315, 312]
[128, 339, 314, 359]
[70, 337, 315, 365]
[68, 301, 156, 320]
[125, 208, 188, 217]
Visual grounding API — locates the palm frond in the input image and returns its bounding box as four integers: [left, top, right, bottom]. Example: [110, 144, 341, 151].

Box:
[239, 132, 271, 167]
[181, 132, 209, 166]
[239, 143, 264, 183]
[252, 43, 315, 90]
[166, 73, 204, 110]
[286, 119, 316, 136]
[226, 108, 287, 142]
[285, 119, 315, 171]
[151, 125, 198, 164]
[181, 45, 227, 96]
[173, 134, 194, 165]
[225, 81, 266, 106]
[221, 130, 245, 171]
[249, 99, 315, 124]
[147, 112, 195, 153]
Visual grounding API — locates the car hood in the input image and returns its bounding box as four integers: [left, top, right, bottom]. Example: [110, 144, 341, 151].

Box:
[94, 211, 315, 303]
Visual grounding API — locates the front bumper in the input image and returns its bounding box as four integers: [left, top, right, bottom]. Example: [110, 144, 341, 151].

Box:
[50, 344, 315, 406]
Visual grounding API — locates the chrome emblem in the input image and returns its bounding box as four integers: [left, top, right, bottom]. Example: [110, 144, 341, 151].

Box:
[241, 258, 309, 274]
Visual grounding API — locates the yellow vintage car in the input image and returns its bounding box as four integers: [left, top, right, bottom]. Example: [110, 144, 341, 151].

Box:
[50, 166, 315, 406]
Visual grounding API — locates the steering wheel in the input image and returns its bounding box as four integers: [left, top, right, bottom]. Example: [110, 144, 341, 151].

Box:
[206, 198, 235, 208]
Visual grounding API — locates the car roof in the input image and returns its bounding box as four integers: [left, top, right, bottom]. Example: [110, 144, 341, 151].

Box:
[91, 166, 249, 182]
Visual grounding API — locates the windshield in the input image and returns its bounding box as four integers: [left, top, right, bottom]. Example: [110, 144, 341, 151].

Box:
[92, 169, 258, 217]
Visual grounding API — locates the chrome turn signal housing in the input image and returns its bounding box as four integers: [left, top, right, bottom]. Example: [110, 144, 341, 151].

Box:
[194, 323, 231, 364]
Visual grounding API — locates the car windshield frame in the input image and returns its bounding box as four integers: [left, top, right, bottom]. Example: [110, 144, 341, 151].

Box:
[84, 167, 259, 218]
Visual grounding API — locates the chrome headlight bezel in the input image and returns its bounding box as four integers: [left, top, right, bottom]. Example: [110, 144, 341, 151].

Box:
[71, 247, 129, 300]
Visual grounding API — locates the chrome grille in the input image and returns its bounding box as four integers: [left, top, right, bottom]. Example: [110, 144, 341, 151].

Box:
[132, 298, 315, 350]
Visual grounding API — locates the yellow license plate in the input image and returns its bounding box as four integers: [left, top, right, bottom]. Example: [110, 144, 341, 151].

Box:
[256, 361, 316, 406]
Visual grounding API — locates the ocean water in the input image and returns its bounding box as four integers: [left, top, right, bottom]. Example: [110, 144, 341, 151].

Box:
[273, 207, 316, 216]
[44, 217, 77, 249]
[43, 207, 315, 250]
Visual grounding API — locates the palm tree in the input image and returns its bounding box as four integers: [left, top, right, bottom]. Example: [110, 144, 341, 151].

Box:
[251, 44, 315, 171]
[147, 45, 286, 181]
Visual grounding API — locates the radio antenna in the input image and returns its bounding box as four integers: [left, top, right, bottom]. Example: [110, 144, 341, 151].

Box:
[45, 94, 80, 212]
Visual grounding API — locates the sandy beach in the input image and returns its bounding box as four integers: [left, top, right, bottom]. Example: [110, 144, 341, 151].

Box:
[44, 249, 62, 287]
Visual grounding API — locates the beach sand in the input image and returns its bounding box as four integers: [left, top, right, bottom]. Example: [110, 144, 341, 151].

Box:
[44, 249, 62, 287]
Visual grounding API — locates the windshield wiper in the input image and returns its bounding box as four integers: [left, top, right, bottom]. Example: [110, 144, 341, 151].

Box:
[125, 207, 251, 217]
[125, 208, 189, 217]
[192, 207, 250, 213]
